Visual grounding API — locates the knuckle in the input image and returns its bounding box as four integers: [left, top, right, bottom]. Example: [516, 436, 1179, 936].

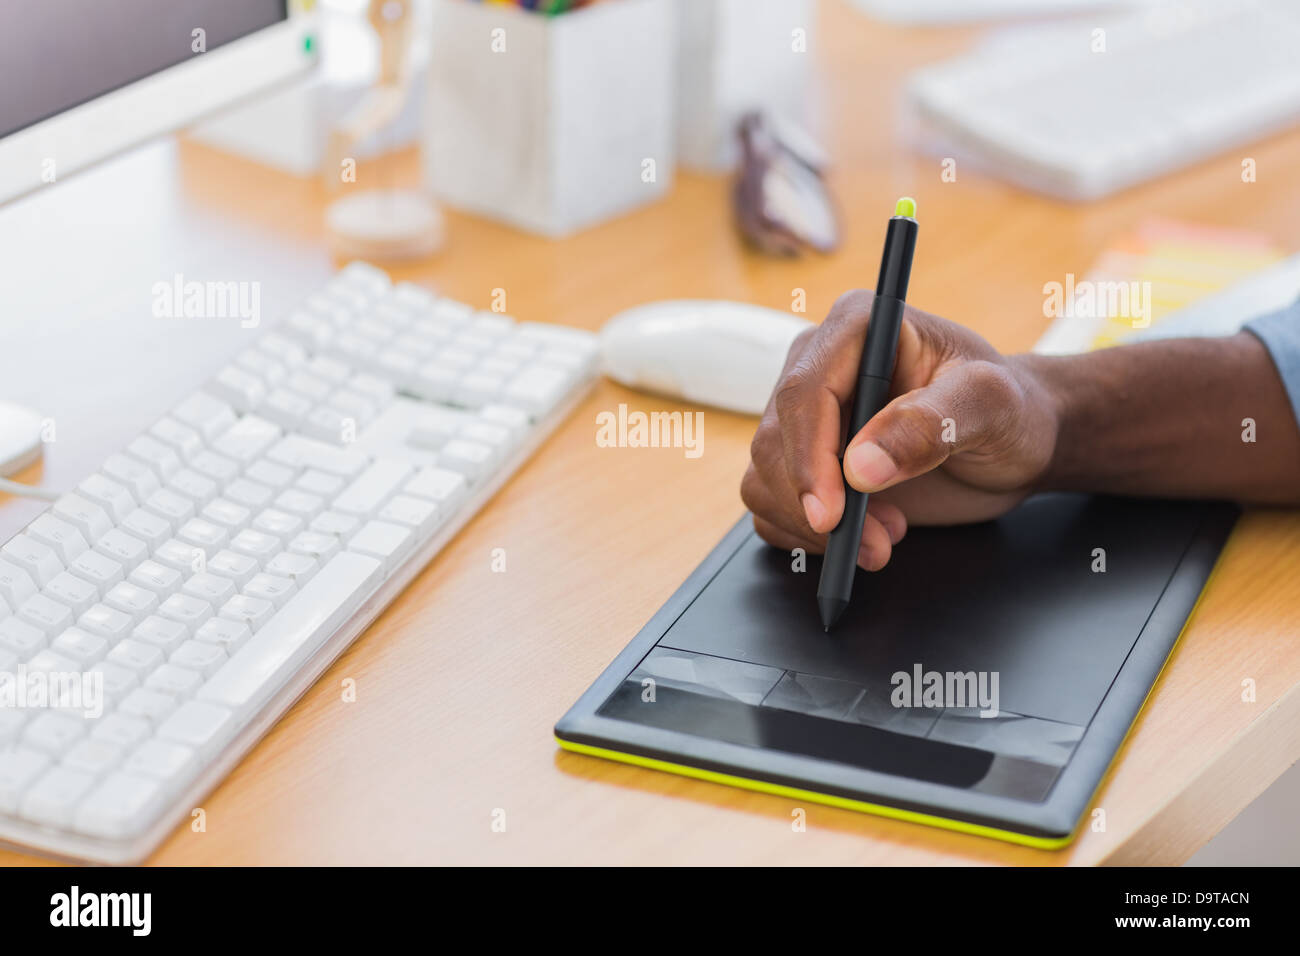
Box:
[740, 466, 765, 513]
[882, 398, 944, 460]
[749, 415, 780, 467]
[772, 371, 810, 421]
[830, 288, 874, 321]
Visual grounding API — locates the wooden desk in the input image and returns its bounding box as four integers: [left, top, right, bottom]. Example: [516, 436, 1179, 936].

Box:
[3, 0, 1299, 865]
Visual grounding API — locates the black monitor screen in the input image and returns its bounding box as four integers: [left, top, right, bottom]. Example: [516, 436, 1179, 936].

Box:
[0, 0, 287, 139]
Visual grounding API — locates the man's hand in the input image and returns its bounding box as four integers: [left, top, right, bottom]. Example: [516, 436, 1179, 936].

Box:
[741, 291, 1061, 570]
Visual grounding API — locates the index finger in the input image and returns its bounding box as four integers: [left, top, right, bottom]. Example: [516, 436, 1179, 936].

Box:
[772, 290, 877, 533]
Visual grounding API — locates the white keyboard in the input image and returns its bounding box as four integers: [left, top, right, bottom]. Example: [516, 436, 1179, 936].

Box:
[0, 261, 597, 863]
[906, 0, 1300, 199]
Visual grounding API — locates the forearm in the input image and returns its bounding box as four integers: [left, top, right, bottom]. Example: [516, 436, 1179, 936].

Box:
[1017, 332, 1300, 503]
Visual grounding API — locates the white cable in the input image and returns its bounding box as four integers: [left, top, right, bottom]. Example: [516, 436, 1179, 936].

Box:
[0, 476, 59, 501]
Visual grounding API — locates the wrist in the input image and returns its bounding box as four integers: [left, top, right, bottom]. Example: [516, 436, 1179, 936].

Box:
[1008, 352, 1070, 493]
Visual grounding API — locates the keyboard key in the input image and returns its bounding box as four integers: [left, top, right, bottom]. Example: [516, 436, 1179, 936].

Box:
[103, 452, 162, 501]
[201, 498, 252, 531]
[26, 648, 79, 675]
[377, 495, 439, 535]
[17, 593, 74, 636]
[224, 477, 274, 509]
[181, 572, 236, 607]
[265, 551, 317, 585]
[0, 557, 38, 607]
[105, 639, 165, 675]
[62, 738, 125, 779]
[169, 468, 219, 505]
[73, 771, 167, 839]
[79, 604, 135, 642]
[51, 493, 114, 544]
[144, 487, 196, 525]
[20, 767, 96, 828]
[129, 559, 183, 599]
[206, 550, 258, 588]
[252, 508, 303, 543]
[157, 701, 235, 758]
[43, 571, 99, 617]
[217, 595, 275, 632]
[190, 450, 240, 485]
[145, 663, 203, 698]
[245, 459, 297, 490]
[125, 436, 183, 480]
[194, 617, 251, 654]
[149, 417, 204, 462]
[51, 626, 108, 664]
[229, 529, 280, 562]
[309, 511, 359, 539]
[93, 528, 149, 569]
[77, 474, 136, 523]
[209, 365, 267, 412]
[154, 539, 205, 574]
[200, 552, 381, 717]
[120, 508, 173, 550]
[273, 489, 324, 519]
[287, 531, 340, 563]
[26, 513, 89, 564]
[23, 712, 87, 756]
[131, 615, 190, 654]
[124, 739, 195, 781]
[243, 573, 296, 609]
[170, 640, 227, 678]
[2, 534, 62, 588]
[266, 435, 368, 477]
[333, 459, 412, 516]
[90, 714, 151, 750]
[89, 660, 141, 703]
[437, 439, 495, 481]
[68, 550, 125, 591]
[0, 616, 46, 659]
[103, 581, 160, 621]
[347, 520, 414, 571]
[157, 593, 213, 632]
[176, 517, 229, 553]
[502, 365, 573, 417]
[0, 750, 51, 814]
[118, 688, 177, 724]
[404, 467, 467, 510]
[212, 414, 281, 463]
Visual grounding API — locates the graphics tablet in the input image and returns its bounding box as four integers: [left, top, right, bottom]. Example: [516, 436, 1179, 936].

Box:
[555, 494, 1237, 848]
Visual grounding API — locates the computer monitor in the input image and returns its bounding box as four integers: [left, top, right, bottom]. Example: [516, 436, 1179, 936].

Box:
[0, 0, 315, 204]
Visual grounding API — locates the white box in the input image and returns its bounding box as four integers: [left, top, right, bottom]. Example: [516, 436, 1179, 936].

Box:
[675, 0, 816, 171]
[424, 0, 675, 238]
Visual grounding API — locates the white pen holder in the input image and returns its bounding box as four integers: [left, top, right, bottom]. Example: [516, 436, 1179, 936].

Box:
[674, 0, 817, 172]
[424, 0, 675, 238]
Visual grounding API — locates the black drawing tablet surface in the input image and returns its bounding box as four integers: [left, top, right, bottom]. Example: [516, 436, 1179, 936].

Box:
[555, 494, 1237, 847]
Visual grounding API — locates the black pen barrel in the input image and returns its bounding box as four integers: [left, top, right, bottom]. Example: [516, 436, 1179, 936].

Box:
[816, 210, 917, 631]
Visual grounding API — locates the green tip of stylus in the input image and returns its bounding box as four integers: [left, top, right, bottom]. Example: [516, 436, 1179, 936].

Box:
[894, 197, 916, 218]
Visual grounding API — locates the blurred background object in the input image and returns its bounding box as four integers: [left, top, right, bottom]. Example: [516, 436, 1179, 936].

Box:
[850, 0, 1152, 24]
[323, 0, 444, 261]
[674, 0, 817, 172]
[424, 0, 674, 237]
[733, 112, 839, 257]
[906, 0, 1300, 199]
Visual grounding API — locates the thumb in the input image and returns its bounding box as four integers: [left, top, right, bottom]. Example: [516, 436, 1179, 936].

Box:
[842, 360, 1020, 493]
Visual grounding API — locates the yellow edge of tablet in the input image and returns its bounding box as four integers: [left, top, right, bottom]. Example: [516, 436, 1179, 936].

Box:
[554, 737, 1075, 850]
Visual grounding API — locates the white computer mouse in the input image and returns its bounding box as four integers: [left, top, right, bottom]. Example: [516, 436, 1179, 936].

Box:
[600, 300, 813, 415]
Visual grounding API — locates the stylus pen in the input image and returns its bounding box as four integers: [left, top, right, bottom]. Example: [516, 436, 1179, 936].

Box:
[817, 197, 918, 632]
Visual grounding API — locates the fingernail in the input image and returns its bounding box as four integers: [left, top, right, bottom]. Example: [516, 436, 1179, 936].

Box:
[801, 492, 827, 530]
[845, 442, 898, 491]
